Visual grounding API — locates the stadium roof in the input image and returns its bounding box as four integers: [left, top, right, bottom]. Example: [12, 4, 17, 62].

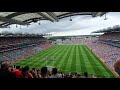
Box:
[92, 25, 120, 33]
[0, 12, 106, 28]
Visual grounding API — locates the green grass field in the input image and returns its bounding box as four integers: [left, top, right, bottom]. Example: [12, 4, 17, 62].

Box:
[14, 45, 116, 78]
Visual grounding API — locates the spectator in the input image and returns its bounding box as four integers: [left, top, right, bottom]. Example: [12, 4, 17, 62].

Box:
[90, 74, 97, 78]
[83, 72, 89, 78]
[37, 69, 41, 78]
[31, 68, 38, 78]
[40, 67, 48, 78]
[21, 66, 33, 78]
[15, 66, 22, 78]
[50, 67, 62, 78]
[0, 62, 15, 78]
[76, 74, 82, 78]
[114, 58, 120, 78]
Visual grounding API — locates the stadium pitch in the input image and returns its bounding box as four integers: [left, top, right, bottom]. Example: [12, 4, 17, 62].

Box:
[14, 45, 116, 78]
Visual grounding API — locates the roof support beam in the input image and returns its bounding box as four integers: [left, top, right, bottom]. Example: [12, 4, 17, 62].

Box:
[92, 12, 106, 17]
[96, 12, 106, 17]
[0, 26, 7, 28]
[99, 12, 106, 17]
[5, 12, 27, 18]
[37, 12, 54, 22]
[92, 12, 98, 17]
[0, 16, 30, 25]
[47, 12, 59, 22]
[58, 12, 92, 19]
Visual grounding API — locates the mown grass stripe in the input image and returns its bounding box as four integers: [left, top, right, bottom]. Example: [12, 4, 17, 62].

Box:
[28, 45, 59, 59]
[35, 45, 64, 68]
[75, 45, 81, 73]
[44, 45, 67, 66]
[57, 45, 71, 69]
[71, 45, 76, 72]
[80, 45, 95, 75]
[78, 45, 87, 74]
[54, 46, 70, 70]
[59, 45, 72, 74]
[54, 45, 69, 67]
[31, 46, 64, 68]
[65, 45, 75, 72]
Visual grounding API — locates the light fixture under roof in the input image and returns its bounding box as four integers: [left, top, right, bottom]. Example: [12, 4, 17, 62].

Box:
[104, 13, 108, 20]
[38, 20, 40, 25]
[16, 24, 18, 28]
[70, 14, 72, 21]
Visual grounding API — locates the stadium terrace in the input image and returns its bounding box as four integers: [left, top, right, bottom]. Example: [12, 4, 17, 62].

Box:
[0, 12, 120, 78]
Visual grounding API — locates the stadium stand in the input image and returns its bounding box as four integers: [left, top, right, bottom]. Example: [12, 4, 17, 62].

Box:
[85, 40, 120, 70]
[0, 33, 54, 64]
[85, 26, 120, 70]
[62, 37, 84, 45]
[99, 32, 120, 41]
[0, 43, 54, 63]
[98, 32, 120, 48]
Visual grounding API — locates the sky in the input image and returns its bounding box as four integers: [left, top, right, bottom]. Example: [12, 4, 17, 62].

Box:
[0, 12, 120, 36]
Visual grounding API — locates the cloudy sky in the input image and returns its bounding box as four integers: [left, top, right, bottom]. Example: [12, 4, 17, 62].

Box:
[0, 12, 120, 36]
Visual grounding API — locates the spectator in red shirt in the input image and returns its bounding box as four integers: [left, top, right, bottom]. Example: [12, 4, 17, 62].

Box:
[15, 66, 22, 78]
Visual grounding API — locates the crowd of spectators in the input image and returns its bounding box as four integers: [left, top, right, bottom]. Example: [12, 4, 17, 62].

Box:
[62, 37, 84, 45]
[39, 42, 54, 49]
[84, 38, 120, 70]
[0, 42, 54, 64]
[0, 61, 97, 78]
[98, 32, 120, 48]
[99, 32, 120, 41]
[0, 45, 42, 63]
[0, 37, 45, 47]
[0, 34, 54, 64]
